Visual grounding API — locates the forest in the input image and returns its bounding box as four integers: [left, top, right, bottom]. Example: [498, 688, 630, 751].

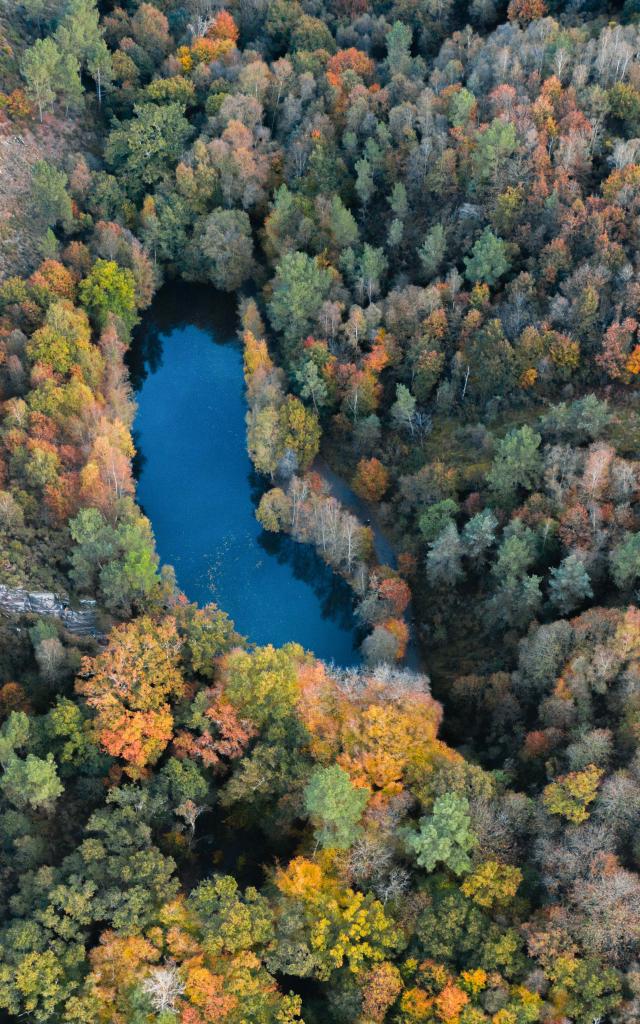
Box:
[1, 0, 640, 1021]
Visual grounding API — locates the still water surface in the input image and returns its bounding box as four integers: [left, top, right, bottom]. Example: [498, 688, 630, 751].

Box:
[128, 284, 362, 665]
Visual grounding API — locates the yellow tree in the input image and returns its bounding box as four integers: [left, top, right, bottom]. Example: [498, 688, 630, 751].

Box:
[76, 616, 185, 777]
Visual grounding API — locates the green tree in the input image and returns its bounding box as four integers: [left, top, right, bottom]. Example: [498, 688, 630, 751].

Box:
[0, 713, 63, 811]
[21, 0, 65, 28]
[199, 209, 253, 291]
[461, 509, 498, 562]
[449, 87, 476, 127]
[304, 765, 368, 849]
[385, 20, 413, 76]
[493, 521, 537, 583]
[489, 573, 542, 630]
[487, 425, 542, 506]
[547, 956, 621, 1023]
[472, 118, 517, 186]
[355, 157, 374, 207]
[549, 554, 593, 614]
[56, 50, 83, 114]
[610, 531, 640, 589]
[223, 643, 302, 732]
[291, 14, 335, 52]
[105, 103, 193, 195]
[1, 752, 63, 810]
[327, 195, 359, 251]
[419, 499, 458, 543]
[268, 252, 333, 361]
[418, 224, 446, 280]
[390, 384, 417, 435]
[87, 38, 113, 106]
[426, 522, 464, 588]
[78, 259, 138, 332]
[55, 0, 102, 70]
[294, 360, 329, 412]
[65, 786, 179, 932]
[69, 502, 160, 615]
[21, 37, 61, 121]
[406, 793, 477, 875]
[464, 228, 510, 287]
[30, 161, 72, 229]
[100, 514, 161, 615]
[389, 182, 408, 220]
[358, 245, 387, 304]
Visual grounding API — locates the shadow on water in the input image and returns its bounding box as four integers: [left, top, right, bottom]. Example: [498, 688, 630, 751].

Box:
[128, 282, 363, 665]
[127, 281, 239, 390]
[258, 530, 366, 636]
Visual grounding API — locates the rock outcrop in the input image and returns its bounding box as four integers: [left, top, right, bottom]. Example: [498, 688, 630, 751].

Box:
[0, 583, 104, 638]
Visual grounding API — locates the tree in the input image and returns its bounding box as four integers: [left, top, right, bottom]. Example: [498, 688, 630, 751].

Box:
[221, 643, 302, 731]
[358, 245, 387, 304]
[56, 50, 83, 115]
[278, 395, 321, 470]
[549, 554, 593, 614]
[1, 751, 63, 810]
[274, 857, 400, 980]
[426, 523, 464, 588]
[461, 860, 523, 908]
[352, 458, 389, 501]
[327, 195, 359, 252]
[131, 2, 172, 62]
[507, 0, 547, 22]
[105, 103, 193, 195]
[21, 0, 65, 28]
[79, 259, 138, 332]
[87, 39, 113, 106]
[461, 509, 497, 562]
[390, 384, 417, 435]
[30, 161, 72, 229]
[385, 20, 413, 77]
[295, 360, 329, 413]
[55, 0, 102, 71]
[304, 765, 368, 849]
[199, 209, 253, 291]
[355, 158, 374, 207]
[487, 426, 542, 506]
[69, 503, 161, 615]
[542, 765, 603, 824]
[0, 712, 63, 810]
[406, 793, 477, 875]
[362, 625, 402, 665]
[472, 120, 518, 188]
[610, 531, 640, 589]
[419, 499, 458, 543]
[418, 224, 446, 280]
[493, 521, 537, 583]
[21, 38, 61, 121]
[76, 617, 185, 777]
[268, 252, 333, 361]
[464, 228, 510, 287]
[257, 487, 292, 532]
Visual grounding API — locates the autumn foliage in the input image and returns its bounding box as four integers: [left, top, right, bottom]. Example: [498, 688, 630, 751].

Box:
[77, 617, 185, 776]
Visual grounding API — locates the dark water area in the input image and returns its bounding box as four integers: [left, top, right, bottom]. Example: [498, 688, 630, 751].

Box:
[128, 283, 363, 665]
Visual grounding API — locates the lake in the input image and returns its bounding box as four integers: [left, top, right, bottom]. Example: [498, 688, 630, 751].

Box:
[128, 283, 362, 665]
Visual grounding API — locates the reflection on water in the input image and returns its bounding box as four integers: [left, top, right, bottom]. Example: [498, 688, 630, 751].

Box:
[128, 283, 363, 665]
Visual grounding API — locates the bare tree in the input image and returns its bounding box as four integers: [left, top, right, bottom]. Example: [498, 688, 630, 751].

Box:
[142, 963, 185, 1014]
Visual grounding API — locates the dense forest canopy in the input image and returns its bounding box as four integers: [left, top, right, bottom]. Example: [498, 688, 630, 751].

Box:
[2, 0, 640, 1021]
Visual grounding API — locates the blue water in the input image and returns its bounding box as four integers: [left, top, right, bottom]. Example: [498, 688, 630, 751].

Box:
[128, 284, 362, 665]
